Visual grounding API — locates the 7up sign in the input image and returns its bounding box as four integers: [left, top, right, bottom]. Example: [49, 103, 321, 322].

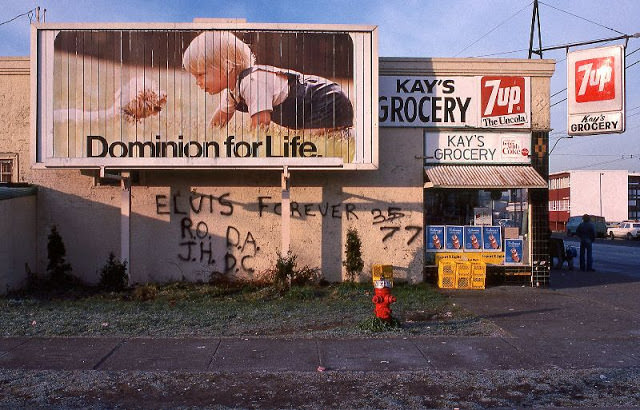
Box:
[568, 45, 625, 136]
[480, 76, 530, 128]
[575, 57, 614, 102]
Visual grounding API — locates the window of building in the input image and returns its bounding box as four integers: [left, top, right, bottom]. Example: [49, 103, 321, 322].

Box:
[425, 188, 530, 266]
[0, 157, 16, 183]
[550, 176, 570, 190]
[425, 188, 529, 235]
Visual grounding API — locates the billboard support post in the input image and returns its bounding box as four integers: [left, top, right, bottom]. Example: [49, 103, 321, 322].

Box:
[281, 166, 291, 258]
[120, 172, 131, 285]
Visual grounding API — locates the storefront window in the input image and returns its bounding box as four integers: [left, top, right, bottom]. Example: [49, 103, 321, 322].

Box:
[425, 188, 529, 237]
[424, 188, 530, 267]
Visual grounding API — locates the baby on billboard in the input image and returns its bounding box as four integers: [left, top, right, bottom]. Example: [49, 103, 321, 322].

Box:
[182, 31, 354, 133]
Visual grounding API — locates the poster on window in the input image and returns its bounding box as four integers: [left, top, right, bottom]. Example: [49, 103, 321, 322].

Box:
[473, 207, 492, 225]
[504, 239, 524, 264]
[482, 226, 502, 251]
[426, 225, 445, 251]
[445, 226, 464, 251]
[463, 226, 483, 251]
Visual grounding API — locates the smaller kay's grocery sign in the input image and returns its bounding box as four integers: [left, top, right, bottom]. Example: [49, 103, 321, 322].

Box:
[379, 75, 530, 129]
[425, 131, 531, 164]
[567, 45, 625, 136]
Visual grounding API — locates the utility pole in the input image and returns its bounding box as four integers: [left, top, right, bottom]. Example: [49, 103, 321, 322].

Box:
[528, 0, 543, 59]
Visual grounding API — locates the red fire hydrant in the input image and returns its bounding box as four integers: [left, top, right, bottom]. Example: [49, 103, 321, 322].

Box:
[372, 285, 396, 321]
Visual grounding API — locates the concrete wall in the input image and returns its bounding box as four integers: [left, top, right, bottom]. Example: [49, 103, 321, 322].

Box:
[0, 195, 36, 294]
[20, 133, 424, 285]
[126, 128, 424, 284]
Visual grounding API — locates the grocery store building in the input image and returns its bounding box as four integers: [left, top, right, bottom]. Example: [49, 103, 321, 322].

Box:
[0, 22, 555, 293]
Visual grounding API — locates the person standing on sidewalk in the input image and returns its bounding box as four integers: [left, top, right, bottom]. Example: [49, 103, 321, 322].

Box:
[576, 214, 596, 272]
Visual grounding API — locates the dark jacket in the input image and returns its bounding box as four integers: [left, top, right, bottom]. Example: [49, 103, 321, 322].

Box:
[576, 221, 596, 243]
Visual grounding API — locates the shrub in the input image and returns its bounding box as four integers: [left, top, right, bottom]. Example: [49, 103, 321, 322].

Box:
[46, 225, 74, 287]
[343, 227, 364, 282]
[99, 253, 128, 292]
[291, 265, 321, 287]
[132, 284, 158, 301]
[274, 251, 297, 288]
[259, 251, 322, 291]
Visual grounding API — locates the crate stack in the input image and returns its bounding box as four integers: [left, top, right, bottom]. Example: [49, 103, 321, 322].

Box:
[437, 259, 486, 290]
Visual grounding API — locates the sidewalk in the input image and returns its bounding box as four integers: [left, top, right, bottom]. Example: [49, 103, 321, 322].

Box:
[1, 269, 639, 373]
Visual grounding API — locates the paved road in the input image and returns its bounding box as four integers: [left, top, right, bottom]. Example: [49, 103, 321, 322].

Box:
[563, 236, 640, 278]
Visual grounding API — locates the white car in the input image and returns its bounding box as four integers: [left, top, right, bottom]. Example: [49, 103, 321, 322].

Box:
[607, 221, 640, 240]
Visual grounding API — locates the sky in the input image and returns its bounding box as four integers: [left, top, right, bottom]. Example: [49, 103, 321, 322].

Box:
[1, 0, 640, 174]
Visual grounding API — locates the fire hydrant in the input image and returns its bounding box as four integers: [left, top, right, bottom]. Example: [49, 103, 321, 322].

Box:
[372, 265, 395, 321]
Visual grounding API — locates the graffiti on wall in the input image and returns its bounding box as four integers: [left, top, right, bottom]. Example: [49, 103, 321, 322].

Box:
[371, 207, 422, 245]
[155, 192, 422, 275]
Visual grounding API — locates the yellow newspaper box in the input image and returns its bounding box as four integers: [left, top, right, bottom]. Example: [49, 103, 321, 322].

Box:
[372, 264, 393, 288]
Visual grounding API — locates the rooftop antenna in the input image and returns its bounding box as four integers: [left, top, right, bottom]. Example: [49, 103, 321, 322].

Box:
[35, 6, 40, 23]
[528, 0, 543, 59]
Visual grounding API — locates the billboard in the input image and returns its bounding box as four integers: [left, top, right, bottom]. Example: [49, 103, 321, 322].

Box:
[33, 23, 378, 169]
[379, 75, 530, 129]
[567, 45, 625, 136]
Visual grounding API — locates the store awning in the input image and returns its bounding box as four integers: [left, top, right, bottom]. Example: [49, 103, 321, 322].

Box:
[424, 165, 547, 189]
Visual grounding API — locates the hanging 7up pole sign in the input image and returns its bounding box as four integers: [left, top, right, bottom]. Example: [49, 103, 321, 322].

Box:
[567, 45, 625, 136]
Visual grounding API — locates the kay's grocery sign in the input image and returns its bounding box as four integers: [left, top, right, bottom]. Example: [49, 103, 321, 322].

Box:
[379, 75, 531, 129]
[424, 131, 531, 164]
[567, 45, 625, 136]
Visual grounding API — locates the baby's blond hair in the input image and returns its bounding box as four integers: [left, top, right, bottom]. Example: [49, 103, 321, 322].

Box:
[182, 31, 255, 75]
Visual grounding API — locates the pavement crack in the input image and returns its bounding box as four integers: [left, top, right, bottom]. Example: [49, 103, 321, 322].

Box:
[315, 340, 325, 368]
[92, 339, 125, 370]
[0, 338, 31, 360]
[411, 340, 436, 369]
[206, 339, 222, 370]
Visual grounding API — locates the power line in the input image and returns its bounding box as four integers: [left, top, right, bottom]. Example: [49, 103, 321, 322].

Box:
[538, 1, 626, 36]
[0, 9, 35, 27]
[552, 153, 638, 157]
[454, 1, 533, 57]
[628, 46, 640, 57]
[550, 98, 567, 108]
[473, 49, 529, 58]
[627, 59, 640, 69]
[574, 156, 635, 170]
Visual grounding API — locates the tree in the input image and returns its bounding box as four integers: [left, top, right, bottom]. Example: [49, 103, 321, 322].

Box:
[343, 227, 364, 282]
[47, 225, 73, 286]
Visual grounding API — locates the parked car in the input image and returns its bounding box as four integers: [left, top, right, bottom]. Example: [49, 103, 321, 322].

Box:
[565, 215, 607, 238]
[607, 221, 640, 240]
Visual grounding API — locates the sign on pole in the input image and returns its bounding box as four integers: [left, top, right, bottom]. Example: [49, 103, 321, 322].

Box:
[567, 45, 625, 136]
